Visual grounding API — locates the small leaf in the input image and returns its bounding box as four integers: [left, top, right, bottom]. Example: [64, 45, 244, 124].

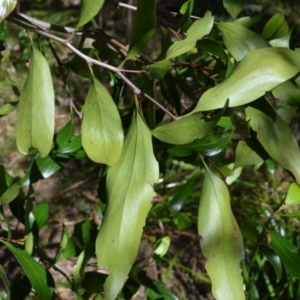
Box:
[16, 45, 55, 158]
[272, 80, 300, 107]
[96, 109, 159, 300]
[198, 165, 245, 300]
[55, 121, 74, 146]
[246, 107, 300, 185]
[217, 22, 269, 61]
[285, 182, 300, 204]
[165, 11, 214, 60]
[193, 48, 300, 111]
[152, 112, 221, 145]
[76, 0, 104, 28]
[267, 229, 300, 279]
[0, 166, 20, 205]
[154, 236, 171, 257]
[0, 0, 17, 23]
[126, 0, 156, 60]
[260, 245, 282, 282]
[82, 76, 124, 166]
[0, 240, 55, 300]
[223, 0, 245, 19]
[262, 13, 285, 40]
[144, 60, 171, 80]
[34, 202, 49, 229]
[0, 100, 18, 116]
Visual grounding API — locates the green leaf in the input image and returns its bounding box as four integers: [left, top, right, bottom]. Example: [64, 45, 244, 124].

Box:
[144, 60, 171, 80]
[126, 0, 156, 60]
[16, 45, 55, 158]
[82, 76, 124, 166]
[246, 107, 300, 185]
[217, 22, 269, 62]
[198, 165, 245, 300]
[0, 166, 20, 205]
[152, 112, 221, 145]
[34, 202, 49, 229]
[174, 212, 192, 230]
[223, 0, 245, 19]
[267, 229, 300, 279]
[234, 141, 264, 169]
[262, 13, 285, 40]
[260, 245, 282, 282]
[76, 0, 104, 28]
[165, 11, 214, 60]
[96, 109, 159, 300]
[55, 121, 74, 146]
[154, 236, 171, 257]
[0, 0, 17, 23]
[272, 80, 300, 107]
[0, 240, 55, 300]
[285, 183, 300, 204]
[0, 265, 10, 299]
[193, 48, 300, 111]
[0, 100, 18, 116]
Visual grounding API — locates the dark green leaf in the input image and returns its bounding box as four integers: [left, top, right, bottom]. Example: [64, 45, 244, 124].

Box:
[262, 13, 285, 40]
[260, 245, 282, 282]
[175, 212, 192, 230]
[55, 121, 74, 146]
[81, 272, 106, 294]
[0, 265, 10, 299]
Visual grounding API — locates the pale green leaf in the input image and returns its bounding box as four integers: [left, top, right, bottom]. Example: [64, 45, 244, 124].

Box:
[154, 236, 171, 257]
[193, 48, 300, 112]
[165, 11, 214, 60]
[152, 112, 221, 145]
[96, 109, 159, 300]
[0, 0, 17, 23]
[0, 240, 55, 300]
[82, 76, 124, 166]
[217, 22, 269, 61]
[285, 182, 300, 204]
[234, 141, 264, 169]
[76, 0, 104, 28]
[223, 0, 245, 19]
[16, 46, 55, 158]
[144, 60, 171, 80]
[198, 166, 245, 300]
[246, 107, 300, 185]
[126, 0, 156, 60]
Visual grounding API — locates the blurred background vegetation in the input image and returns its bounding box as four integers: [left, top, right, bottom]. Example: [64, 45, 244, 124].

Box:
[1, 0, 300, 299]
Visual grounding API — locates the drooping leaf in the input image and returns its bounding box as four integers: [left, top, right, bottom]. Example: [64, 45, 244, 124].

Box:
[126, 0, 156, 60]
[0, 0, 17, 23]
[246, 107, 300, 185]
[152, 112, 222, 145]
[198, 165, 245, 300]
[267, 229, 300, 279]
[272, 80, 300, 107]
[217, 22, 269, 62]
[165, 11, 214, 60]
[144, 60, 171, 80]
[96, 109, 159, 300]
[16, 45, 55, 158]
[76, 0, 104, 28]
[0, 240, 55, 300]
[223, 0, 245, 20]
[260, 245, 282, 282]
[82, 76, 124, 166]
[285, 182, 300, 204]
[193, 48, 300, 112]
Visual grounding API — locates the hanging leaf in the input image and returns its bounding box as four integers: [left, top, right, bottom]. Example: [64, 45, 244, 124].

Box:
[0, 0, 17, 23]
[246, 107, 300, 185]
[217, 22, 269, 62]
[16, 45, 55, 158]
[152, 112, 222, 145]
[96, 109, 159, 300]
[82, 76, 124, 166]
[223, 0, 245, 20]
[0, 240, 55, 300]
[193, 48, 300, 112]
[165, 11, 214, 60]
[76, 0, 104, 28]
[126, 0, 156, 60]
[198, 165, 245, 300]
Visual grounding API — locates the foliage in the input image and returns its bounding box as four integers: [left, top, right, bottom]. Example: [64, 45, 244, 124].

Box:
[0, 0, 300, 299]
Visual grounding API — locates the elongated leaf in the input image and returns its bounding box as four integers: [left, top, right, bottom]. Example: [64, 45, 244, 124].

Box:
[217, 22, 269, 62]
[285, 182, 300, 204]
[223, 0, 245, 19]
[0, 240, 55, 299]
[96, 109, 159, 300]
[198, 166, 245, 300]
[16, 46, 55, 158]
[126, 0, 156, 60]
[272, 80, 300, 107]
[0, 166, 20, 205]
[76, 0, 104, 28]
[82, 76, 123, 166]
[152, 112, 221, 145]
[193, 48, 300, 111]
[262, 13, 285, 40]
[0, 265, 10, 298]
[267, 229, 300, 279]
[165, 11, 214, 60]
[246, 107, 300, 185]
[260, 245, 282, 282]
[0, 0, 17, 23]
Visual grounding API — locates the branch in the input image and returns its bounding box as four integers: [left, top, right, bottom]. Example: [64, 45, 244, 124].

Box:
[7, 14, 178, 120]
